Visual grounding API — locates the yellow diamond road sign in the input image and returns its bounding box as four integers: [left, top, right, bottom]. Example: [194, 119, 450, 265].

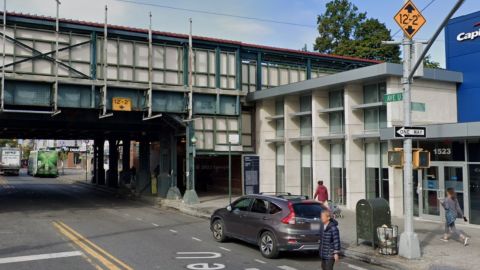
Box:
[394, 0, 426, 39]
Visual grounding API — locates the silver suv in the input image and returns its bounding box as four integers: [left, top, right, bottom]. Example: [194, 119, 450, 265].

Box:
[210, 193, 324, 258]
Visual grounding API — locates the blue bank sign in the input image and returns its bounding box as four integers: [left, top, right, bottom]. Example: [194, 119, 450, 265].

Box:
[446, 11, 480, 122]
[456, 22, 480, 42]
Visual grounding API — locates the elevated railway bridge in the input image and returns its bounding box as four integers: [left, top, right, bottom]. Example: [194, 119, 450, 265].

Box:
[0, 11, 378, 198]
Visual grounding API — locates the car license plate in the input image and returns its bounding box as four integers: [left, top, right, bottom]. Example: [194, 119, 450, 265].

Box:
[311, 223, 320, 230]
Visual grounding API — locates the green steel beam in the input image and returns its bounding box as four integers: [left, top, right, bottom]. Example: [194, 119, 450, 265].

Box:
[215, 47, 220, 89]
[256, 52, 262, 91]
[236, 48, 241, 90]
[306, 58, 312, 80]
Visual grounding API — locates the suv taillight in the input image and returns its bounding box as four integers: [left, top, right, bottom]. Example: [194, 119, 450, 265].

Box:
[281, 202, 296, 225]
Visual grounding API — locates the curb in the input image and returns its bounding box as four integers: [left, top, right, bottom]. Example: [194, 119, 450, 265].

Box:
[342, 247, 408, 270]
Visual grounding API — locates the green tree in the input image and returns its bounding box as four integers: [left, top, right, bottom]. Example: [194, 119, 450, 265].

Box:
[424, 55, 441, 69]
[314, 0, 401, 62]
[314, 0, 366, 54]
[0, 139, 18, 147]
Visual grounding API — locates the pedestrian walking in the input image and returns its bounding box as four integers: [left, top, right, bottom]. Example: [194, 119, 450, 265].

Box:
[439, 187, 469, 246]
[319, 210, 340, 270]
[314, 180, 329, 206]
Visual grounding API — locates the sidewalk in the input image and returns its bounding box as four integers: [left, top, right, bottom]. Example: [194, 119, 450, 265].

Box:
[159, 196, 480, 270]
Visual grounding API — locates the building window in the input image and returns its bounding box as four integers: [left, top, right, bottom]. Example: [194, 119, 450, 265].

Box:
[301, 143, 312, 198]
[261, 63, 307, 89]
[275, 100, 284, 138]
[276, 144, 285, 194]
[241, 61, 256, 92]
[329, 90, 344, 134]
[363, 82, 387, 131]
[365, 142, 389, 200]
[241, 110, 253, 151]
[330, 143, 346, 205]
[219, 51, 237, 89]
[300, 96, 312, 137]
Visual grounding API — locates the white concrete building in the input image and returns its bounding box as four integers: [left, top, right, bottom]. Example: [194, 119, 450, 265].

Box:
[248, 63, 461, 217]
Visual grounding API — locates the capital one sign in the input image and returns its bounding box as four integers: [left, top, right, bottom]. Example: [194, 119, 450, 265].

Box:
[457, 22, 480, 42]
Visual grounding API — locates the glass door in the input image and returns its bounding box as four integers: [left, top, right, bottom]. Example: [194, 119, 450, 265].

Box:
[418, 164, 468, 220]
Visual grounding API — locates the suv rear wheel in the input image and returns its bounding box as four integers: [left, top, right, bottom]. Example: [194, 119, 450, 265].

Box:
[212, 219, 227, 242]
[259, 231, 279, 259]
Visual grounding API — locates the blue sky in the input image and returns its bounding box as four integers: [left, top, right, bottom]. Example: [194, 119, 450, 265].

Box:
[6, 0, 480, 67]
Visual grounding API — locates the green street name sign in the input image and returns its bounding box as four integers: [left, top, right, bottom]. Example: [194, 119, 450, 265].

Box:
[411, 102, 426, 112]
[384, 92, 403, 103]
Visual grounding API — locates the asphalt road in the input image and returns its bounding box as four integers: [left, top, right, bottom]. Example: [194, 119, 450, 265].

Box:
[0, 170, 387, 270]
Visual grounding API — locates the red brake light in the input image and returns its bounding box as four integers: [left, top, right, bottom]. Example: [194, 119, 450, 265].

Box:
[281, 202, 296, 225]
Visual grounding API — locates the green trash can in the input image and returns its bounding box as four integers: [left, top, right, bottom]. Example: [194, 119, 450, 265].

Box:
[356, 198, 391, 249]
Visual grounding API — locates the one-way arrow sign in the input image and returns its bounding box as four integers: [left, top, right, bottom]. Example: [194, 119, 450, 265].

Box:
[394, 126, 426, 138]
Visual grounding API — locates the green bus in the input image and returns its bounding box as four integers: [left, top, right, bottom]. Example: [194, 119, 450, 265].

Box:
[28, 150, 59, 177]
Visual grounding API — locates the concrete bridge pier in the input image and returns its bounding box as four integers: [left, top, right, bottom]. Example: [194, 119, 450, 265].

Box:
[95, 138, 106, 186]
[136, 139, 150, 194]
[107, 139, 119, 188]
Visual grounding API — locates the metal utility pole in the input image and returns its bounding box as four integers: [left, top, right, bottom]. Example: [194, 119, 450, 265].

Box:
[393, 0, 465, 260]
[182, 18, 199, 205]
[52, 0, 61, 116]
[99, 5, 112, 119]
[1, 0, 6, 112]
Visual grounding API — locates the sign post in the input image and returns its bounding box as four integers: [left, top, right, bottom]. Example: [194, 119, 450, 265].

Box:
[228, 134, 239, 205]
[389, 0, 465, 260]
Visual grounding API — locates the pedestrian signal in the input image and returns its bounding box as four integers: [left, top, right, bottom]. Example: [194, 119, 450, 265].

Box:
[388, 150, 404, 168]
[413, 150, 430, 169]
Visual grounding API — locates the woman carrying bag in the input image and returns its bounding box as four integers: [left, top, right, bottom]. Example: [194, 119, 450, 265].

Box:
[439, 188, 470, 246]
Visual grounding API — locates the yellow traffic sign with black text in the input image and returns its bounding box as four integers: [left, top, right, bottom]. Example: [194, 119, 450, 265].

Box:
[394, 0, 426, 39]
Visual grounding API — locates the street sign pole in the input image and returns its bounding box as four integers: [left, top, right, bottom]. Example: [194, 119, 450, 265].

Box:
[398, 33, 421, 259]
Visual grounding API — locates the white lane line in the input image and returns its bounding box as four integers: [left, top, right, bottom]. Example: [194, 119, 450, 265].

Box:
[124, 213, 130, 217]
[254, 259, 266, 264]
[219, 247, 231, 252]
[136, 217, 143, 221]
[0, 251, 83, 265]
[341, 262, 368, 270]
[245, 268, 260, 270]
[169, 229, 178, 234]
[192, 237, 202, 242]
[278, 266, 297, 270]
[152, 223, 159, 227]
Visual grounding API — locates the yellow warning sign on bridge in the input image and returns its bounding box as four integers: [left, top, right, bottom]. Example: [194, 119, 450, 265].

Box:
[394, 0, 426, 39]
[112, 97, 132, 111]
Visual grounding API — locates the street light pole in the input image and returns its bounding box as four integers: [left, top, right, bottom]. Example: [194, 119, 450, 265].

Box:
[228, 140, 231, 205]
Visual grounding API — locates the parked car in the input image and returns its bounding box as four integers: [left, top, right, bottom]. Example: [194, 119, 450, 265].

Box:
[210, 193, 324, 258]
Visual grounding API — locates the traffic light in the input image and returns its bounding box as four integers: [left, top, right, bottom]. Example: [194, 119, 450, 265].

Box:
[413, 150, 430, 169]
[388, 150, 404, 168]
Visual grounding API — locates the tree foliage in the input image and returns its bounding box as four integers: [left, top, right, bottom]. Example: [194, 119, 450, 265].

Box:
[0, 139, 18, 148]
[424, 55, 441, 69]
[315, 0, 401, 62]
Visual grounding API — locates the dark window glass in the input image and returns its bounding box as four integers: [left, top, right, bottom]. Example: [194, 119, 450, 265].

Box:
[232, 198, 253, 211]
[251, 199, 268, 214]
[468, 142, 480, 162]
[292, 203, 323, 219]
[268, 202, 282, 214]
[420, 141, 465, 162]
[469, 165, 480, 225]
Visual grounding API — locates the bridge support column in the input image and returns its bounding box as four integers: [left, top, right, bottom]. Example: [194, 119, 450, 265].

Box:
[121, 139, 130, 186]
[107, 139, 118, 188]
[92, 140, 98, 184]
[137, 139, 150, 194]
[167, 133, 181, 200]
[96, 138, 105, 185]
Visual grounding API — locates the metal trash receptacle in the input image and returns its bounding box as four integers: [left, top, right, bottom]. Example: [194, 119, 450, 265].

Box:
[377, 224, 398, 255]
[356, 198, 391, 249]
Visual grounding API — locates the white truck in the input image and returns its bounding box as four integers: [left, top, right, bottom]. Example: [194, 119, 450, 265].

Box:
[0, 147, 21, 176]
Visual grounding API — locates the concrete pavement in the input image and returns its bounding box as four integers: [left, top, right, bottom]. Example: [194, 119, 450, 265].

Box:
[0, 170, 386, 270]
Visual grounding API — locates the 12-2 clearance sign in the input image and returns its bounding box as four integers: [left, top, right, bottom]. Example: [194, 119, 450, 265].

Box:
[394, 0, 426, 39]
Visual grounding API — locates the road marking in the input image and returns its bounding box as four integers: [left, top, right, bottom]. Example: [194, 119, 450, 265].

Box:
[278, 266, 297, 270]
[218, 247, 231, 252]
[245, 269, 260, 270]
[342, 262, 368, 270]
[0, 251, 83, 265]
[152, 223, 159, 227]
[124, 213, 130, 217]
[175, 252, 222, 259]
[254, 259, 266, 264]
[187, 263, 225, 269]
[136, 217, 143, 221]
[169, 229, 178, 234]
[53, 221, 133, 270]
[192, 237, 202, 242]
